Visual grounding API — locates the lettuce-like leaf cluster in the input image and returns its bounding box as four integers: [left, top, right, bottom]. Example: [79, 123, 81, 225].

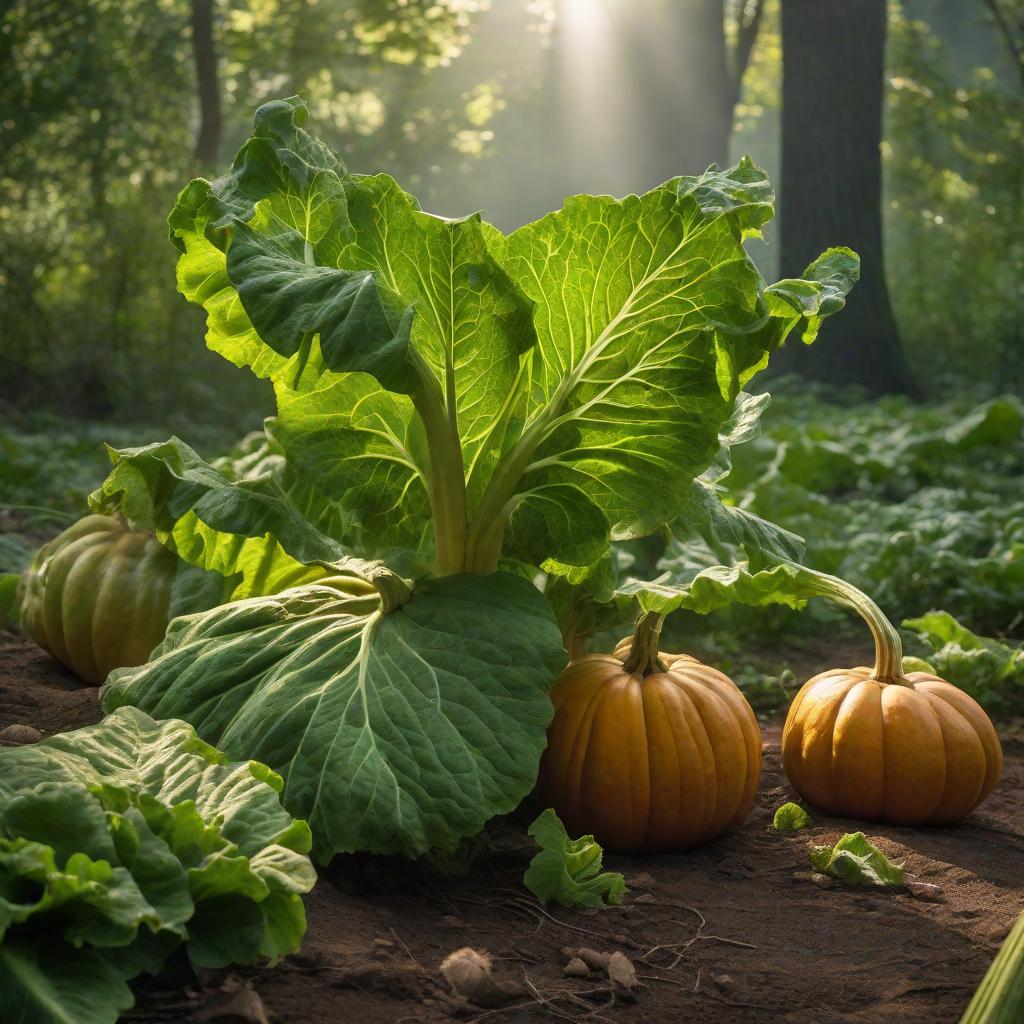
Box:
[903, 610, 1024, 713]
[92, 95, 856, 585]
[0, 708, 316, 1023]
[809, 832, 905, 888]
[523, 809, 626, 909]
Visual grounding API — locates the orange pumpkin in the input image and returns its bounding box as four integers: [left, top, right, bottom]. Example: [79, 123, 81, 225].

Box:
[782, 582, 1002, 826]
[538, 613, 761, 853]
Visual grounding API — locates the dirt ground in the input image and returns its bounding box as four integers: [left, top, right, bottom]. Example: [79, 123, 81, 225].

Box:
[2, 632, 1023, 1024]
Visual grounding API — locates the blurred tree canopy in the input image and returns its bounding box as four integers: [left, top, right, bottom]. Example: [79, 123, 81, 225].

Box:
[886, 0, 1023, 394]
[0, 0, 1020, 425]
[0, 0, 537, 423]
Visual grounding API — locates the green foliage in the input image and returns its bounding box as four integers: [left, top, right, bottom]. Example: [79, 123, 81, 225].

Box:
[773, 802, 811, 830]
[523, 809, 627, 910]
[809, 832, 905, 888]
[886, 5, 1024, 394]
[0, 418, 238, 515]
[0, 708, 316, 1024]
[717, 387, 1024, 635]
[903, 610, 1024, 714]
[0, 0, 518, 422]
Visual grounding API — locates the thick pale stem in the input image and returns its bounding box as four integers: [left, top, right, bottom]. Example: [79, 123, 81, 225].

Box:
[805, 570, 905, 683]
[464, 494, 521, 575]
[410, 351, 468, 575]
[621, 611, 668, 676]
[463, 411, 555, 573]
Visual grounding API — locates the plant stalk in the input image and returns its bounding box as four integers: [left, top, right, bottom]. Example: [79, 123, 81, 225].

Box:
[410, 351, 468, 575]
[463, 410, 556, 573]
[621, 611, 668, 676]
[563, 600, 587, 661]
[959, 908, 1024, 1024]
[803, 568, 905, 683]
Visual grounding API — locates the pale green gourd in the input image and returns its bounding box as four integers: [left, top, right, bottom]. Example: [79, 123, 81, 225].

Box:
[18, 514, 179, 684]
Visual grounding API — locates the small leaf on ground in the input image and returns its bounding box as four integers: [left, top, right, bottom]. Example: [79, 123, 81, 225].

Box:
[523, 809, 627, 909]
[809, 832, 905, 888]
[773, 802, 811, 830]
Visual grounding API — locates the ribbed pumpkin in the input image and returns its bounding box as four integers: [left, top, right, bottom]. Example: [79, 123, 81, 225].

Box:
[782, 579, 1002, 826]
[538, 613, 761, 853]
[18, 514, 179, 684]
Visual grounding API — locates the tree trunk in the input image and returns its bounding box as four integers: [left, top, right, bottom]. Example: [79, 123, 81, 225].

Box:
[776, 0, 914, 394]
[191, 0, 221, 165]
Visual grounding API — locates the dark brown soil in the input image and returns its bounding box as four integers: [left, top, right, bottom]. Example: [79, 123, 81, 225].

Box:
[2, 632, 1023, 1024]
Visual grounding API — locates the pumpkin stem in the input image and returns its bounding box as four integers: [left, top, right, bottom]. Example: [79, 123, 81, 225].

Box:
[621, 611, 668, 676]
[805, 571, 906, 684]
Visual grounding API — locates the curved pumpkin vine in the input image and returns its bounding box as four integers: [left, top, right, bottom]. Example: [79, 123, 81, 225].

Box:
[93, 95, 868, 861]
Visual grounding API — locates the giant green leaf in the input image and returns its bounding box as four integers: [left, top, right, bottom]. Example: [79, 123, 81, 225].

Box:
[167, 96, 349, 384]
[272, 373, 433, 556]
[102, 573, 567, 860]
[473, 172, 854, 570]
[484, 186, 751, 566]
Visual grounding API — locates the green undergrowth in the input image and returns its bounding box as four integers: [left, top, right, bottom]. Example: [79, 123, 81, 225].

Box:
[651, 382, 1023, 712]
[5, 385, 1023, 715]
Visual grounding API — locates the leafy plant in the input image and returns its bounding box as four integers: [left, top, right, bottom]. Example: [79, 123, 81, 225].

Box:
[0, 708, 316, 1024]
[92, 96, 857, 861]
[903, 611, 1024, 714]
[809, 832, 904, 888]
[773, 802, 810, 830]
[523, 809, 626, 909]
